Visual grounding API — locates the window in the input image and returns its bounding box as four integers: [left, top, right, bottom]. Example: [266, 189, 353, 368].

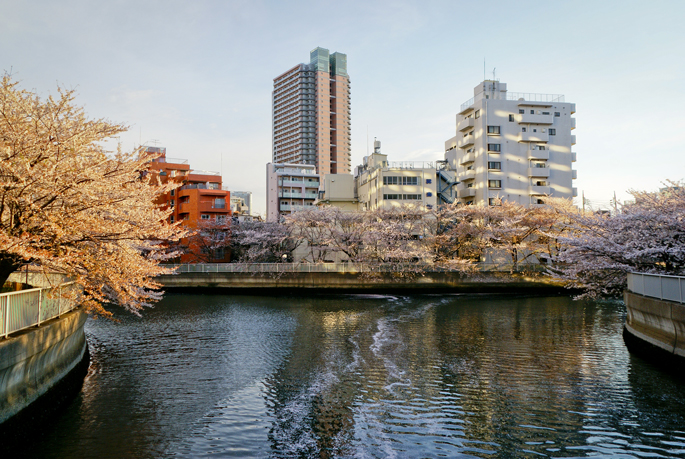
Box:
[170, 216, 175, 223]
[522, 127, 527, 132]
[170, 189, 175, 196]
[535, 181, 547, 186]
[487, 144, 501, 152]
[487, 126, 501, 135]
[160, 171, 167, 176]
[201, 214, 210, 220]
[474, 109, 480, 119]
[554, 112, 560, 117]
[519, 109, 525, 114]
[530, 110, 535, 114]
[170, 199, 175, 207]
[403, 194, 421, 200]
[383, 194, 400, 200]
[509, 114, 515, 122]
[383, 176, 399, 185]
[536, 199, 544, 204]
[542, 111, 550, 115]
[425, 179, 432, 184]
[489, 198, 502, 206]
[488, 161, 501, 170]
[488, 180, 502, 188]
[402, 177, 418, 185]
[217, 215, 226, 222]
[549, 129, 556, 135]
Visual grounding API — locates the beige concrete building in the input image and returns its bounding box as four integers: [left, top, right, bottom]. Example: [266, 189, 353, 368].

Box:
[318, 173, 358, 211]
[272, 47, 351, 178]
[266, 163, 320, 222]
[355, 140, 438, 211]
[445, 80, 577, 206]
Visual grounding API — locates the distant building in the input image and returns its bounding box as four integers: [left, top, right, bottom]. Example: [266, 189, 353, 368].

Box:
[230, 191, 253, 216]
[143, 146, 231, 262]
[272, 47, 351, 178]
[266, 162, 320, 222]
[355, 140, 438, 211]
[318, 173, 358, 212]
[445, 80, 577, 206]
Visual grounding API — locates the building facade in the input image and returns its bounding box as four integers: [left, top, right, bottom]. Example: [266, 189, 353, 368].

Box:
[355, 140, 438, 211]
[266, 163, 320, 222]
[272, 47, 351, 178]
[144, 146, 231, 262]
[445, 80, 577, 206]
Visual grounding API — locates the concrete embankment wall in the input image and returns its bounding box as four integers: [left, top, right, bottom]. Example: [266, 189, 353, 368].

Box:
[624, 291, 685, 361]
[158, 271, 567, 294]
[0, 308, 89, 425]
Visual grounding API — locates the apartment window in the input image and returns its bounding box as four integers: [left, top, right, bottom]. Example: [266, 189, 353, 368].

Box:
[519, 109, 525, 114]
[509, 114, 514, 122]
[383, 194, 400, 200]
[426, 179, 432, 184]
[549, 129, 556, 135]
[487, 126, 501, 135]
[170, 199, 175, 207]
[403, 194, 421, 200]
[170, 189, 175, 196]
[160, 171, 167, 176]
[554, 112, 561, 117]
[542, 111, 550, 115]
[466, 200, 474, 205]
[383, 176, 399, 185]
[170, 216, 175, 223]
[488, 180, 502, 188]
[530, 110, 535, 114]
[488, 162, 501, 170]
[467, 183, 473, 188]
[201, 214, 210, 220]
[475, 109, 481, 119]
[535, 181, 547, 186]
[489, 198, 502, 206]
[402, 177, 418, 185]
[487, 144, 501, 152]
[522, 127, 527, 132]
[536, 199, 545, 204]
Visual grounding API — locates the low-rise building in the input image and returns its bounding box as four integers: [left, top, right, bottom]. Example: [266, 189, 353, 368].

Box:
[355, 140, 437, 211]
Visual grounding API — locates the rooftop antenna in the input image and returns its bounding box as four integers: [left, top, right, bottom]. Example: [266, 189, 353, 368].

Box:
[493, 67, 496, 80]
[367, 125, 369, 155]
[483, 58, 486, 81]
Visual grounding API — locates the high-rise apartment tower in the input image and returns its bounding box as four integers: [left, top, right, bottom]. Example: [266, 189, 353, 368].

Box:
[272, 47, 351, 177]
[445, 80, 577, 206]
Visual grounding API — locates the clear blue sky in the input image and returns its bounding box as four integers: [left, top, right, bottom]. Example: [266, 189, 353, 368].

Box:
[3, 0, 684, 215]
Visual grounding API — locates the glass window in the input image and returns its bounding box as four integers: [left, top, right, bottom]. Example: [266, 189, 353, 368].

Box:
[487, 126, 500, 134]
[519, 109, 525, 114]
[201, 214, 210, 220]
[509, 114, 514, 122]
[549, 129, 556, 135]
[488, 180, 502, 188]
[554, 112, 561, 117]
[489, 198, 502, 206]
[487, 144, 501, 152]
[488, 162, 501, 170]
[530, 110, 535, 114]
[475, 110, 480, 119]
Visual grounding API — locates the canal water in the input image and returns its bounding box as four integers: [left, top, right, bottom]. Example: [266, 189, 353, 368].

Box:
[18, 294, 685, 458]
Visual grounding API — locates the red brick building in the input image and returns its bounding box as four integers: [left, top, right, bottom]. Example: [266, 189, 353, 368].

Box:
[144, 146, 231, 262]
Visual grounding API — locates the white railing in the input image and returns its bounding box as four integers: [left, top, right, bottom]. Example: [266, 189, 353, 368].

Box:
[627, 273, 685, 304]
[167, 262, 547, 275]
[0, 282, 79, 339]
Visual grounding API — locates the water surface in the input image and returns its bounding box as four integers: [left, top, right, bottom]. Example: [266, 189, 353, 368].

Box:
[19, 294, 685, 458]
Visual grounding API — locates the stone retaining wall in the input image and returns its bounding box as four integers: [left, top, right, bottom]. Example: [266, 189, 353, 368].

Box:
[624, 291, 685, 360]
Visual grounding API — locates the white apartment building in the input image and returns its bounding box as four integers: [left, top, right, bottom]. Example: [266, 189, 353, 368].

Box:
[266, 163, 320, 222]
[445, 80, 576, 206]
[355, 140, 438, 211]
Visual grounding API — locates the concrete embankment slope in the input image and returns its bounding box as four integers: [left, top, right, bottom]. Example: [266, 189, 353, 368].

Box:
[157, 271, 567, 294]
[0, 308, 89, 425]
[624, 291, 685, 363]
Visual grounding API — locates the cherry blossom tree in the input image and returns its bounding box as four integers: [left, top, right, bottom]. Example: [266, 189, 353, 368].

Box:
[0, 76, 185, 316]
[551, 183, 685, 298]
[229, 220, 300, 262]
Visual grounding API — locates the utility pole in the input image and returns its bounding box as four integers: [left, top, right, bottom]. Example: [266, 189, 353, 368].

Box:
[582, 190, 586, 214]
[613, 191, 618, 213]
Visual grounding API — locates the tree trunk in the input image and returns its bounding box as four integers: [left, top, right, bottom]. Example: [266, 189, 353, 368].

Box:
[0, 253, 23, 287]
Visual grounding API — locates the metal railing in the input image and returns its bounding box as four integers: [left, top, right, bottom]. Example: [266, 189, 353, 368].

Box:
[627, 273, 685, 304]
[1, 282, 79, 339]
[167, 262, 547, 275]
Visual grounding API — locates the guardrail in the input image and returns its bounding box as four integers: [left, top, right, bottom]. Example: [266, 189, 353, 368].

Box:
[1, 282, 79, 339]
[168, 262, 547, 275]
[627, 273, 685, 304]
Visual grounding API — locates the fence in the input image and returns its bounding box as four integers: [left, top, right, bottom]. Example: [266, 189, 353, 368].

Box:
[168, 262, 547, 275]
[0, 282, 78, 339]
[627, 273, 685, 304]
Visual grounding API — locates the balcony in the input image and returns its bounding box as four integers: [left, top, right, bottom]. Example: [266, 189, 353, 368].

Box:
[570, 103, 576, 114]
[458, 134, 475, 149]
[573, 187, 578, 197]
[527, 150, 549, 160]
[519, 132, 549, 143]
[459, 152, 475, 165]
[572, 170, 577, 180]
[460, 170, 476, 181]
[571, 118, 576, 130]
[529, 185, 550, 195]
[528, 167, 550, 178]
[571, 135, 576, 145]
[457, 118, 475, 132]
[281, 179, 305, 187]
[280, 192, 303, 198]
[571, 152, 577, 162]
[280, 204, 315, 212]
[516, 113, 554, 125]
[458, 188, 476, 198]
[198, 201, 229, 212]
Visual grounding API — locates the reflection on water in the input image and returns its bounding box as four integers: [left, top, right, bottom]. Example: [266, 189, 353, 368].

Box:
[16, 294, 685, 458]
